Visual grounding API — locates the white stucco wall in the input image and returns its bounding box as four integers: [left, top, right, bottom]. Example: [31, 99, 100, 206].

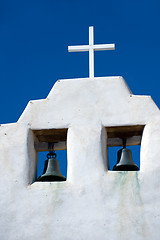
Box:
[0, 76, 160, 240]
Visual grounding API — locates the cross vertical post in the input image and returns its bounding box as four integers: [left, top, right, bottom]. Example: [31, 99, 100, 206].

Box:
[89, 26, 94, 79]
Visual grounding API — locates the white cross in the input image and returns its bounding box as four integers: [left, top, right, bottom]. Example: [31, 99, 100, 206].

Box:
[68, 26, 115, 79]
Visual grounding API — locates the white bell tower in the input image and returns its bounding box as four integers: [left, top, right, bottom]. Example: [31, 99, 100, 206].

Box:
[0, 27, 160, 240]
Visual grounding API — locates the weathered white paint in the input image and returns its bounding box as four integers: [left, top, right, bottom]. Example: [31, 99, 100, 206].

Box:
[0, 76, 160, 240]
[68, 26, 115, 79]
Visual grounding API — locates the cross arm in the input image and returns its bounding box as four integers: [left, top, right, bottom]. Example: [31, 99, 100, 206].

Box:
[93, 44, 115, 51]
[68, 45, 90, 52]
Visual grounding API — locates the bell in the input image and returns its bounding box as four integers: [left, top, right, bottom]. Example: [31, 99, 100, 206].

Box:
[113, 139, 139, 171]
[37, 151, 66, 182]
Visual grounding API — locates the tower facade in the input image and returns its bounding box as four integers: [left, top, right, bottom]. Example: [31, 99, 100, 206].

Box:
[0, 76, 160, 240]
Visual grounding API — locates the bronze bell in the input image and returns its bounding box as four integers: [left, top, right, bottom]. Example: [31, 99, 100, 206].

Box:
[113, 139, 139, 171]
[37, 150, 66, 182]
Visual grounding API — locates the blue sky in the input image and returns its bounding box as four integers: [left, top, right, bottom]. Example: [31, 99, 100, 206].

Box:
[0, 0, 159, 177]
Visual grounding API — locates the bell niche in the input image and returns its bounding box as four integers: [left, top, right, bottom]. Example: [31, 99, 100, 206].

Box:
[33, 128, 68, 182]
[106, 125, 143, 171]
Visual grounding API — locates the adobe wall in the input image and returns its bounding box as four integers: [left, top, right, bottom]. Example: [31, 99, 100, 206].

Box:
[0, 77, 160, 240]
